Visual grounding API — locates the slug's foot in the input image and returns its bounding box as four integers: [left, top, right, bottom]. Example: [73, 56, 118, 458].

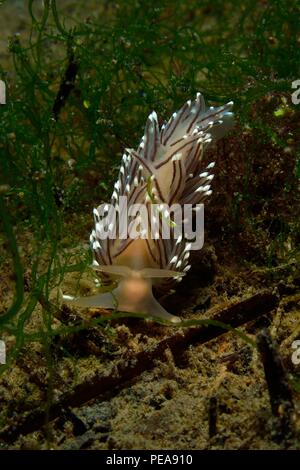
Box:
[62, 268, 183, 324]
[62, 289, 181, 324]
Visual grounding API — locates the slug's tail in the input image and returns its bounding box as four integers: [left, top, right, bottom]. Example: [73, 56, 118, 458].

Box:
[124, 93, 234, 205]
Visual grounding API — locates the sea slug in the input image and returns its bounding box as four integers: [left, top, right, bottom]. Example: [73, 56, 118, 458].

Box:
[64, 93, 234, 323]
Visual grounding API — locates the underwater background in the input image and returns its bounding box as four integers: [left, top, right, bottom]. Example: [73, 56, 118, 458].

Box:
[0, 0, 300, 450]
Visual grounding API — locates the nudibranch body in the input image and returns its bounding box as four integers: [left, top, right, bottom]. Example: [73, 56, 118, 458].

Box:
[64, 93, 234, 323]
